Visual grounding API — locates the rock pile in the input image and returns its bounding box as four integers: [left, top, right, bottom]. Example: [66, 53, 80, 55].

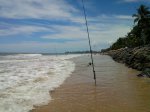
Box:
[106, 45, 150, 77]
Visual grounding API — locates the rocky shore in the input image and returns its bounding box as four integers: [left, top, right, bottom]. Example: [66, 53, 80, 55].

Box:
[104, 45, 150, 77]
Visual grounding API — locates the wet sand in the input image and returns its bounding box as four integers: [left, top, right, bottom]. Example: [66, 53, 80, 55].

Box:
[32, 55, 150, 112]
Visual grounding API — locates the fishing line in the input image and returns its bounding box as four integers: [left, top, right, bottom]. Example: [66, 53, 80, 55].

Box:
[81, 0, 97, 86]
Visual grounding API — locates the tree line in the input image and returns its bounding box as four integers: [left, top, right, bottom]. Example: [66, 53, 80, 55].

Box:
[106, 5, 150, 51]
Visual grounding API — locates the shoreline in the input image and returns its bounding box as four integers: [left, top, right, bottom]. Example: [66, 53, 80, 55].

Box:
[31, 55, 95, 112]
[32, 55, 150, 112]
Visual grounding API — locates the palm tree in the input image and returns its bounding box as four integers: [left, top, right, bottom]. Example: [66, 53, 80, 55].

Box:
[133, 5, 150, 45]
[133, 5, 150, 27]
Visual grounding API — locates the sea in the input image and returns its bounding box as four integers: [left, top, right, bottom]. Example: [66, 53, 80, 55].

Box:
[0, 53, 80, 112]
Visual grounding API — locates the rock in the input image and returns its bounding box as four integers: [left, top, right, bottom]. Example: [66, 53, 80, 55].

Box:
[142, 68, 150, 78]
[88, 62, 92, 66]
[105, 45, 150, 78]
[137, 73, 144, 77]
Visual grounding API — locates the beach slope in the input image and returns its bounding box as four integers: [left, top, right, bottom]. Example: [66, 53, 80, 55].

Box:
[32, 55, 150, 112]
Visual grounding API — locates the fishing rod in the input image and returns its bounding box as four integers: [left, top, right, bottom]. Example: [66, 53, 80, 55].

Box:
[81, 0, 97, 86]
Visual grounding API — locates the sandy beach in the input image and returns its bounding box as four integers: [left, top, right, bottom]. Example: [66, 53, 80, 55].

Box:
[32, 55, 150, 112]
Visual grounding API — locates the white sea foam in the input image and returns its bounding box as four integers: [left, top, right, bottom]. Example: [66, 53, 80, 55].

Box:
[0, 54, 80, 112]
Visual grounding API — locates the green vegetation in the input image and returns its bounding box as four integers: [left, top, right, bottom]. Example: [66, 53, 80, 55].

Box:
[109, 5, 150, 50]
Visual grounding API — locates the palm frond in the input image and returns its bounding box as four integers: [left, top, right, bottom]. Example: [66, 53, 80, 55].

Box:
[134, 18, 139, 24]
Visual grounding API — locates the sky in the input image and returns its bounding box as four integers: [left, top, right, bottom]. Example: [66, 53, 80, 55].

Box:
[0, 0, 150, 53]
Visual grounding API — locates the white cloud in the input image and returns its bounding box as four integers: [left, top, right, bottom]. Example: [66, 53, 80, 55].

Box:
[0, 25, 51, 36]
[0, 13, 132, 52]
[0, 0, 134, 52]
[42, 25, 87, 39]
[0, 14, 132, 39]
[114, 15, 133, 20]
[0, 0, 87, 26]
[41, 14, 132, 41]
[89, 14, 133, 22]
[0, 22, 131, 52]
[0, 0, 79, 21]
[41, 20, 131, 50]
[90, 25, 131, 43]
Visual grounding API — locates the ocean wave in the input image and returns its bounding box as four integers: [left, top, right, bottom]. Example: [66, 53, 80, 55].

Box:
[0, 54, 80, 112]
